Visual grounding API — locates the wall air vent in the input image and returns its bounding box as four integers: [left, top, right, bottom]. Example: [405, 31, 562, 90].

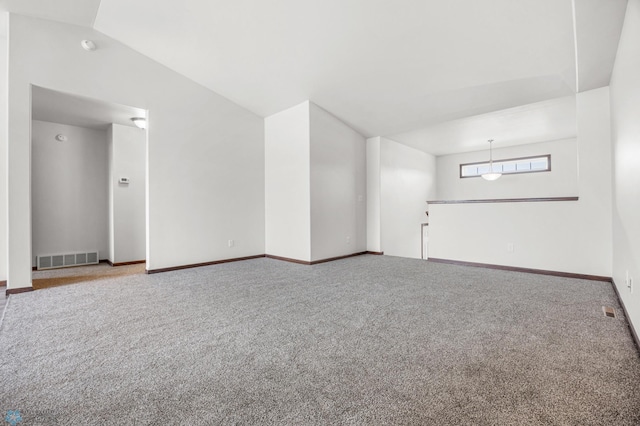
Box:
[36, 251, 99, 270]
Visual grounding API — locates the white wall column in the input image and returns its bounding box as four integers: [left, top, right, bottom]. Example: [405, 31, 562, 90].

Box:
[366, 137, 381, 253]
[108, 123, 145, 264]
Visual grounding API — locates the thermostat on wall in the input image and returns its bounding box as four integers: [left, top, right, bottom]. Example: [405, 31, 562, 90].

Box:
[119, 177, 130, 184]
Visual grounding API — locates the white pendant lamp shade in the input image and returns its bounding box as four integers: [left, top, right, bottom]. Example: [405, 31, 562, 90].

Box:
[481, 172, 502, 181]
[481, 139, 502, 181]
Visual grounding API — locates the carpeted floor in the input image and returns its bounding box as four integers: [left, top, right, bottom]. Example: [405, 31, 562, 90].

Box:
[1, 255, 639, 425]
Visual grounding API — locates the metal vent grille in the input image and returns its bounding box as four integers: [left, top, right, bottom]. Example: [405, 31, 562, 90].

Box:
[39, 256, 52, 269]
[36, 251, 99, 270]
[52, 255, 64, 268]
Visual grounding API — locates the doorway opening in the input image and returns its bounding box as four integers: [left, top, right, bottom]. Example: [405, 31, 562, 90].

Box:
[31, 86, 147, 289]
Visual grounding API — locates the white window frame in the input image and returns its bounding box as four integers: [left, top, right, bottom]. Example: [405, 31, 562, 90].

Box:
[460, 154, 551, 179]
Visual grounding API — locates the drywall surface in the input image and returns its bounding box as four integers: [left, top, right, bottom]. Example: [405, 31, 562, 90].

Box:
[610, 0, 640, 341]
[380, 138, 436, 259]
[429, 88, 612, 277]
[0, 13, 7, 282]
[109, 124, 145, 264]
[309, 103, 366, 261]
[437, 138, 578, 200]
[264, 101, 311, 262]
[366, 137, 381, 252]
[31, 120, 109, 264]
[5, 14, 264, 288]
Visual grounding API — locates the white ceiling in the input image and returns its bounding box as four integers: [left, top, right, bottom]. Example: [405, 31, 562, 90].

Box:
[575, 0, 629, 92]
[0, 0, 100, 27]
[93, 0, 579, 138]
[32, 86, 146, 131]
[389, 96, 577, 156]
[0, 0, 628, 154]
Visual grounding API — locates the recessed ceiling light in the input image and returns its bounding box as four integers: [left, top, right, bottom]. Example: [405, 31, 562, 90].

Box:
[81, 40, 97, 51]
[131, 117, 147, 129]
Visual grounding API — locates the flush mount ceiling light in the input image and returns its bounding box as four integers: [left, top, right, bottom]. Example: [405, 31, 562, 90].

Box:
[131, 117, 147, 129]
[481, 139, 502, 181]
[81, 40, 97, 51]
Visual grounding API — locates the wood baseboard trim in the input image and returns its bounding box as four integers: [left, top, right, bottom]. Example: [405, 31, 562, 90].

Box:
[146, 255, 266, 274]
[264, 254, 310, 265]
[6, 287, 34, 296]
[310, 252, 368, 265]
[611, 279, 640, 355]
[107, 260, 146, 267]
[265, 252, 369, 265]
[366, 251, 384, 255]
[427, 258, 612, 283]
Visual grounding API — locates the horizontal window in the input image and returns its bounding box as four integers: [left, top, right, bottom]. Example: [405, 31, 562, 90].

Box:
[460, 154, 551, 178]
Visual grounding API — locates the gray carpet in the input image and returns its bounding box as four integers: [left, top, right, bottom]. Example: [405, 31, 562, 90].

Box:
[1, 255, 639, 425]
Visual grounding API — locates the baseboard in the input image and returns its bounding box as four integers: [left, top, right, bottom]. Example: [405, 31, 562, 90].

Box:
[366, 251, 384, 255]
[310, 252, 368, 265]
[106, 260, 146, 267]
[427, 258, 612, 282]
[611, 279, 640, 355]
[146, 255, 266, 274]
[265, 251, 368, 266]
[6, 287, 34, 296]
[264, 254, 310, 265]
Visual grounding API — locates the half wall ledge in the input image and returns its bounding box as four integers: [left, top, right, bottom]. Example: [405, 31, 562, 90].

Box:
[427, 196, 579, 204]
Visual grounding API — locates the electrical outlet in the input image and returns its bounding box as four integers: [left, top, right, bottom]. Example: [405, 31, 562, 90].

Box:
[228, 239, 234, 248]
[346, 236, 351, 245]
[630, 276, 634, 294]
[507, 243, 514, 253]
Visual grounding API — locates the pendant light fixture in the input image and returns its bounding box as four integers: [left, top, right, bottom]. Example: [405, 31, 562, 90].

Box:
[481, 139, 502, 181]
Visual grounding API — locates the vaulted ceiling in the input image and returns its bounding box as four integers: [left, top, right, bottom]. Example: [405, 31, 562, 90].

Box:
[0, 0, 629, 153]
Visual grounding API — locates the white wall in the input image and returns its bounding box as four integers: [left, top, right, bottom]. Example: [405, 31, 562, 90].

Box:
[108, 124, 145, 264]
[429, 88, 612, 277]
[437, 138, 578, 200]
[610, 0, 640, 337]
[366, 137, 381, 252]
[0, 13, 7, 282]
[380, 138, 436, 259]
[31, 121, 108, 264]
[265, 101, 367, 262]
[264, 101, 311, 261]
[4, 14, 264, 288]
[309, 103, 366, 261]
